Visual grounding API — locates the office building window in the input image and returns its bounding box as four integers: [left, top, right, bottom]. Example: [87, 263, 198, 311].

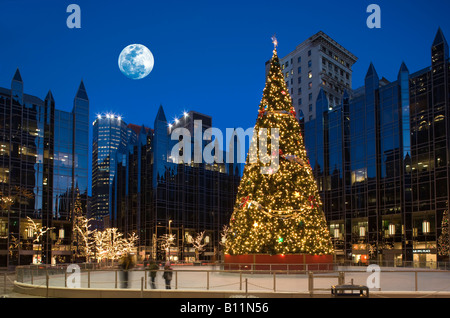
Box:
[298, 87, 302, 94]
[308, 71, 312, 78]
[309, 93, 312, 101]
[308, 60, 312, 68]
[309, 104, 313, 112]
[308, 82, 312, 89]
[298, 77, 302, 84]
[308, 50, 311, 56]
[298, 56, 301, 63]
[298, 98, 302, 105]
[298, 67, 302, 74]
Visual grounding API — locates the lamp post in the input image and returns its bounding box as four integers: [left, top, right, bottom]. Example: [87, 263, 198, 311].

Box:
[168, 220, 173, 261]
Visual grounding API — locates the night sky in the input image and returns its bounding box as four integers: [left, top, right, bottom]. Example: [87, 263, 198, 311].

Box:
[1, 0, 450, 191]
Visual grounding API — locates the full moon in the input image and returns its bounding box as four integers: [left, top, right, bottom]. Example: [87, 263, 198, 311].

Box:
[118, 44, 154, 80]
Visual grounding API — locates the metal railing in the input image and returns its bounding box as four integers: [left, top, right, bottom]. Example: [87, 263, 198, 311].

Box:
[0, 272, 15, 295]
[13, 264, 450, 297]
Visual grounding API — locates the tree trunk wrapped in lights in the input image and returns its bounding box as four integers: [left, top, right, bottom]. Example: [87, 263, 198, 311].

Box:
[225, 39, 333, 256]
[438, 207, 449, 258]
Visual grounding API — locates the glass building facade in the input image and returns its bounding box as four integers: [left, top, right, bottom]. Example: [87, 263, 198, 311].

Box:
[112, 106, 241, 262]
[0, 70, 89, 266]
[91, 113, 128, 222]
[304, 29, 450, 266]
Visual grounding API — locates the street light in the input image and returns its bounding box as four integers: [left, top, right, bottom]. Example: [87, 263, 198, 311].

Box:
[168, 220, 173, 261]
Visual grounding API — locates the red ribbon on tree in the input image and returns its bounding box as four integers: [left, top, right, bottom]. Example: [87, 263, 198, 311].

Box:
[290, 107, 296, 118]
[258, 109, 265, 118]
[308, 195, 317, 208]
[239, 195, 250, 208]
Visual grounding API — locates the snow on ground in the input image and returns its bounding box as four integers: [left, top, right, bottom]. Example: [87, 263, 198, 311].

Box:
[17, 265, 450, 293]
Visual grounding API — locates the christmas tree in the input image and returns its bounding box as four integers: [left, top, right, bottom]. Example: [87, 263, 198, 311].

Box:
[225, 37, 333, 256]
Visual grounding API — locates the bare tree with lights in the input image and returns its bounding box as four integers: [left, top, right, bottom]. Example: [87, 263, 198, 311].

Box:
[159, 234, 175, 261]
[192, 231, 207, 262]
[73, 214, 96, 262]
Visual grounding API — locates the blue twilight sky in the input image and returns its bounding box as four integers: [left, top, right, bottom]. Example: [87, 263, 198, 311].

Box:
[1, 0, 449, 130]
[1, 0, 450, 186]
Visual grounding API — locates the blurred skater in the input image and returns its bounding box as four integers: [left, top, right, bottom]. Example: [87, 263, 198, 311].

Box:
[148, 259, 159, 289]
[162, 261, 173, 289]
[119, 253, 135, 288]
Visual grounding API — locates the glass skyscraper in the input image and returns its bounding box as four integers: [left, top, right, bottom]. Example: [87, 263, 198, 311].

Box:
[304, 29, 450, 266]
[112, 106, 241, 262]
[0, 70, 89, 266]
[91, 113, 128, 222]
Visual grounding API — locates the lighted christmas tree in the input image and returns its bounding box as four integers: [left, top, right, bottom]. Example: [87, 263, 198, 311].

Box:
[225, 37, 333, 256]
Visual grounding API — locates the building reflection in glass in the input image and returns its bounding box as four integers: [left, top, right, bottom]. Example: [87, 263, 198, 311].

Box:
[111, 107, 241, 263]
[304, 29, 450, 267]
[0, 71, 89, 266]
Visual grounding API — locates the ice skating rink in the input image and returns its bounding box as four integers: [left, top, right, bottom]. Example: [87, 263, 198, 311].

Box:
[15, 265, 450, 294]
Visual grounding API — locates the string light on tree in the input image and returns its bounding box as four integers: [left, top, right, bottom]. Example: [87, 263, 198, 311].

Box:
[225, 36, 334, 256]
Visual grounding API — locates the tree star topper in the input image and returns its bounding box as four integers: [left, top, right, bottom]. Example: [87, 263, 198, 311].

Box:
[271, 34, 278, 49]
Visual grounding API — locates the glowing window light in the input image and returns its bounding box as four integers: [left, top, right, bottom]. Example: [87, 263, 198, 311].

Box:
[388, 223, 395, 236]
[359, 226, 366, 237]
[422, 220, 430, 234]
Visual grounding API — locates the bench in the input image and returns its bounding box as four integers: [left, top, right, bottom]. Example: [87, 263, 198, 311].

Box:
[331, 283, 369, 298]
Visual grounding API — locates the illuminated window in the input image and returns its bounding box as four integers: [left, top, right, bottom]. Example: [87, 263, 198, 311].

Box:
[389, 223, 396, 236]
[422, 220, 430, 234]
[359, 226, 366, 237]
